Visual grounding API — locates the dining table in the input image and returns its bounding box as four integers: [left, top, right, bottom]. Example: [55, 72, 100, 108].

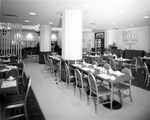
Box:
[85, 55, 99, 63]
[70, 62, 135, 109]
[114, 57, 131, 68]
[142, 56, 150, 60]
[0, 65, 18, 95]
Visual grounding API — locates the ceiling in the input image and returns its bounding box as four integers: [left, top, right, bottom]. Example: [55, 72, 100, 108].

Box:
[1, 0, 150, 30]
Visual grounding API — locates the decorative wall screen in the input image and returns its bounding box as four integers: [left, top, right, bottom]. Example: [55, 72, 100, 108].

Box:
[122, 30, 139, 49]
[0, 22, 22, 61]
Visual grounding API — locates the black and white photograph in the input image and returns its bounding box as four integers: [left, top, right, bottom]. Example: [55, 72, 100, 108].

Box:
[0, 0, 150, 120]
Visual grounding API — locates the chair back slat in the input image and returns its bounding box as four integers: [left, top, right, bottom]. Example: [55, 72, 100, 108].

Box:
[75, 69, 83, 87]
[88, 73, 97, 95]
[24, 76, 31, 103]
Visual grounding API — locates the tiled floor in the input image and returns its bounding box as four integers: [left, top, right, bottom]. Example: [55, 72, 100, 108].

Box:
[24, 58, 150, 120]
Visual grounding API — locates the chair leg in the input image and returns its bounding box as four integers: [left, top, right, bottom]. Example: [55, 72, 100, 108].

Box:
[110, 93, 113, 110]
[118, 90, 122, 105]
[144, 73, 147, 83]
[74, 85, 76, 95]
[120, 89, 124, 106]
[79, 88, 82, 100]
[129, 88, 133, 102]
[94, 97, 98, 114]
[87, 95, 90, 106]
[146, 77, 150, 87]
[24, 106, 28, 120]
[66, 78, 69, 88]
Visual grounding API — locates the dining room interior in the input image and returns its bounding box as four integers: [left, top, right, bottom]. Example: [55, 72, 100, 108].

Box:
[0, 0, 150, 120]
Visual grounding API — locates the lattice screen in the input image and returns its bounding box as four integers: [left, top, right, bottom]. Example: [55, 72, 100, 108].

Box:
[0, 22, 22, 62]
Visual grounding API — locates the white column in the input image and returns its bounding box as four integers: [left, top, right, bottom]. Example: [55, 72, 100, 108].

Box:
[62, 9, 83, 60]
[105, 30, 114, 47]
[40, 24, 51, 52]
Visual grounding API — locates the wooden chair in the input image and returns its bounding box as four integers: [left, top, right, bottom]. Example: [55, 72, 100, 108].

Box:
[64, 62, 75, 88]
[97, 55, 107, 66]
[1, 68, 19, 95]
[87, 73, 113, 114]
[49, 58, 55, 75]
[4, 76, 31, 120]
[74, 69, 88, 100]
[103, 63, 111, 70]
[129, 56, 144, 75]
[125, 57, 137, 70]
[55, 60, 61, 84]
[8, 55, 18, 65]
[92, 61, 98, 66]
[109, 58, 121, 71]
[113, 68, 133, 106]
[43, 55, 49, 71]
[135, 56, 145, 74]
[17, 62, 25, 87]
[143, 62, 150, 87]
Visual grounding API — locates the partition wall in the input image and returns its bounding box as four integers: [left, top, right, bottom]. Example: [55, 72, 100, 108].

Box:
[0, 22, 22, 62]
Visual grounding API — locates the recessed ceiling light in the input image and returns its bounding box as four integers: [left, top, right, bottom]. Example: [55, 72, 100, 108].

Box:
[29, 12, 36, 15]
[112, 22, 116, 25]
[130, 24, 134, 27]
[90, 22, 96, 25]
[25, 20, 30, 22]
[143, 16, 149, 18]
[89, 20, 94, 22]
[49, 22, 53, 25]
[117, 11, 125, 14]
[83, 4, 90, 8]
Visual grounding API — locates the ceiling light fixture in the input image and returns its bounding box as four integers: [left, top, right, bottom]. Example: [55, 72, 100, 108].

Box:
[89, 20, 94, 22]
[143, 16, 149, 18]
[25, 20, 30, 22]
[130, 24, 134, 27]
[29, 12, 36, 15]
[112, 22, 116, 25]
[83, 4, 90, 8]
[117, 11, 125, 14]
[49, 22, 53, 25]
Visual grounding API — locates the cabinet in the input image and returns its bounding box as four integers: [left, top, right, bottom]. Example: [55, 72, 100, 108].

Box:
[95, 32, 104, 55]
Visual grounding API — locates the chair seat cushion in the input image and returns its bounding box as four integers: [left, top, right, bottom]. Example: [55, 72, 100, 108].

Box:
[97, 85, 111, 95]
[78, 78, 88, 87]
[114, 82, 130, 90]
[4, 94, 24, 106]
